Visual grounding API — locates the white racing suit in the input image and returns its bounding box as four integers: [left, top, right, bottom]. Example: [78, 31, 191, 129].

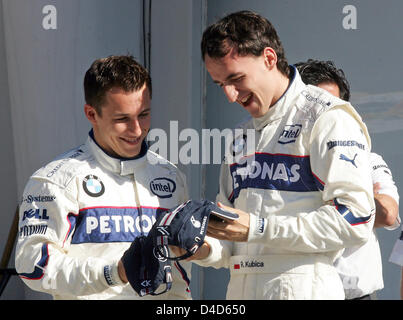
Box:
[335, 152, 400, 299]
[15, 131, 192, 300]
[198, 66, 375, 300]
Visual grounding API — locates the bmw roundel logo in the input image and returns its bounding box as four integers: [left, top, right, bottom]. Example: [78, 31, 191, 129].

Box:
[230, 134, 247, 156]
[83, 174, 105, 197]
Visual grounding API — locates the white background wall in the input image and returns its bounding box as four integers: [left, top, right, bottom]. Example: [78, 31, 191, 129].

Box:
[0, 0, 144, 299]
[0, 0, 401, 300]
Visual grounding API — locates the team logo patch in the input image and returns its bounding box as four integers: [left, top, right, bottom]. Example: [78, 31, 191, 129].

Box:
[83, 175, 105, 197]
[256, 217, 265, 234]
[327, 140, 365, 150]
[278, 124, 302, 144]
[339, 153, 358, 168]
[22, 208, 49, 221]
[301, 90, 331, 107]
[228, 153, 318, 203]
[153, 246, 168, 262]
[230, 134, 247, 156]
[190, 215, 201, 228]
[22, 195, 56, 204]
[150, 177, 176, 198]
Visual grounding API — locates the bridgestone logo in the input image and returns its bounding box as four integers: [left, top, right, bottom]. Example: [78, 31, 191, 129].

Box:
[326, 140, 365, 150]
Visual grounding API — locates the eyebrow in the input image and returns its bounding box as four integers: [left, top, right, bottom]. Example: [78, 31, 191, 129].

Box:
[213, 72, 244, 85]
[140, 107, 151, 113]
[113, 107, 151, 117]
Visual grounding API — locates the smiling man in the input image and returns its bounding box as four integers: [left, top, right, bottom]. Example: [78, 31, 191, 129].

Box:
[205, 46, 289, 118]
[86, 86, 151, 158]
[83, 64, 152, 159]
[195, 11, 376, 300]
[15, 55, 192, 300]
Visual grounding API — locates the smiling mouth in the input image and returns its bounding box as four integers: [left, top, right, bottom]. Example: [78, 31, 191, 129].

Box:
[121, 137, 142, 145]
[238, 93, 253, 107]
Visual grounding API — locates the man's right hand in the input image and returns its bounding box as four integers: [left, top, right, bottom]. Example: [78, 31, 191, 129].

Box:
[117, 260, 128, 283]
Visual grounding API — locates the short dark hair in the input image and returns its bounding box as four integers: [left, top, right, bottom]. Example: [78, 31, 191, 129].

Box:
[295, 59, 350, 101]
[201, 10, 290, 77]
[84, 55, 152, 114]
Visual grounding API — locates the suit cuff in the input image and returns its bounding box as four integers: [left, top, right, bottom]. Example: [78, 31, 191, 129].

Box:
[103, 261, 125, 287]
[247, 214, 267, 243]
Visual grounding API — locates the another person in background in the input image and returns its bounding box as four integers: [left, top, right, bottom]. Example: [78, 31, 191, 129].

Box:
[295, 59, 400, 300]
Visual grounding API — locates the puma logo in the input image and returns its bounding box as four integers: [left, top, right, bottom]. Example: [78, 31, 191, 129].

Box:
[339, 153, 358, 168]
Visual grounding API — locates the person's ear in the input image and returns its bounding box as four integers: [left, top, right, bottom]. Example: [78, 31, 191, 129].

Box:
[84, 104, 98, 125]
[263, 47, 277, 70]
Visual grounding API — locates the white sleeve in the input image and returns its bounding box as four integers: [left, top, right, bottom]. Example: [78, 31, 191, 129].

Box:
[15, 177, 114, 297]
[176, 168, 190, 203]
[194, 161, 233, 269]
[248, 105, 375, 252]
[370, 152, 400, 229]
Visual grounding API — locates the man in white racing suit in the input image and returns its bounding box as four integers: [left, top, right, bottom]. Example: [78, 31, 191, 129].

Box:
[15, 55, 192, 300]
[196, 11, 375, 300]
[295, 59, 400, 300]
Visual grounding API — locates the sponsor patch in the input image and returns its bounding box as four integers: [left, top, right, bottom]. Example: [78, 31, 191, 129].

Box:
[22, 208, 49, 221]
[230, 134, 247, 156]
[22, 195, 56, 204]
[153, 246, 168, 262]
[373, 164, 388, 170]
[150, 177, 176, 198]
[83, 174, 105, 197]
[327, 140, 365, 150]
[19, 224, 48, 238]
[104, 265, 116, 286]
[71, 206, 166, 244]
[229, 153, 318, 203]
[46, 149, 83, 178]
[278, 124, 302, 144]
[190, 215, 201, 228]
[256, 217, 265, 234]
[301, 90, 331, 107]
[339, 153, 358, 168]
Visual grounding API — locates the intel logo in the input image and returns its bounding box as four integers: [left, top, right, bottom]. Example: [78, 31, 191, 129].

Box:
[278, 124, 302, 144]
[150, 178, 176, 198]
